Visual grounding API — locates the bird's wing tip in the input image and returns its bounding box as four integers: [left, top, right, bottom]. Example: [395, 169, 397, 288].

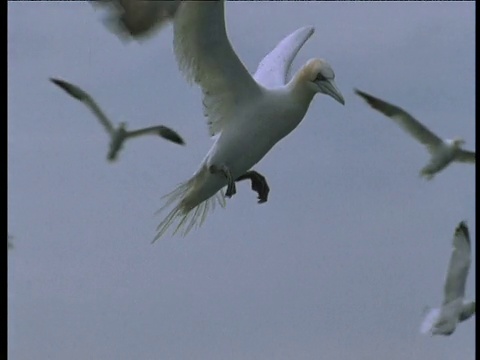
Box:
[49, 77, 63, 85]
[353, 88, 366, 97]
[303, 25, 315, 34]
[455, 221, 470, 243]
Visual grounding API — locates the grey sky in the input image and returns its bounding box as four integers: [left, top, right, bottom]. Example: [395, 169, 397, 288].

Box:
[8, 2, 475, 360]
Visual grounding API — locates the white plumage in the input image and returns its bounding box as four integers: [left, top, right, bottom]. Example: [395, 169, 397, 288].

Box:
[144, 2, 345, 239]
[420, 221, 475, 336]
[355, 89, 475, 180]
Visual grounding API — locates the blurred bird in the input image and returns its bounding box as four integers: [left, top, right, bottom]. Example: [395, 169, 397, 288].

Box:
[420, 221, 475, 336]
[90, 0, 181, 41]
[50, 78, 185, 162]
[355, 89, 475, 180]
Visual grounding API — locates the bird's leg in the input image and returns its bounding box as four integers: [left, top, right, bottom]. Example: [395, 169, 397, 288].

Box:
[236, 170, 270, 204]
[209, 164, 236, 198]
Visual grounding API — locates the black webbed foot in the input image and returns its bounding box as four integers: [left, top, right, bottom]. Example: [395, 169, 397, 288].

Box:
[236, 170, 270, 204]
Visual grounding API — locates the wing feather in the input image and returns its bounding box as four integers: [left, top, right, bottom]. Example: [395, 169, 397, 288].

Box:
[50, 78, 115, 135]
[355, 89, 443, 153]
[173, 1, 261, 136]
[455, 150, 475, 163]
[125, 125, 185, 145]
[254, 26, 314, 88]
[443, 221, 471, 305]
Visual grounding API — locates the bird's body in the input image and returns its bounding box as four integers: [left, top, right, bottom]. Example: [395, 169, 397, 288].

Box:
[422, 298, 475, 336]
[107, 123, 129, 161]
[92, 2, 344, 238]
[50, 78, 184, 162]
[355, 89, 475, 180]
[173, 81, 312, 213]
[419, 140, 460, 179]
[145, 2, 343, 239]
[420, 221, 475, 336]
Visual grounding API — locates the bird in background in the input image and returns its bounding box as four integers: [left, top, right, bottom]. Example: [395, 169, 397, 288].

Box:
[50, 78, 185, 162]
[419, 221, 475, 336]
[111, 1, 345, 239]
[355, 89, 475, 180]
[90, 0, 181, 41]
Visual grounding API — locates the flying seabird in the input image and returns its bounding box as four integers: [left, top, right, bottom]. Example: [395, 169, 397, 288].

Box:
[50, 78, 185, 162]
[139, 2, 345, 239]
[355, 89, 475, 180]
[420, 221, 475, 336]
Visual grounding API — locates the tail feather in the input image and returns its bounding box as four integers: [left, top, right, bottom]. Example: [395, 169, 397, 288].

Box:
[153, 176, 226, 241]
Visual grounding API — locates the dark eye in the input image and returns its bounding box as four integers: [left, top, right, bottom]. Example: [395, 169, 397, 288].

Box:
[315, 73, 327, 81]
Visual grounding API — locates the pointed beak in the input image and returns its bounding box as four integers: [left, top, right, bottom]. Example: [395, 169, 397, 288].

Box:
[317, 79, 345, 105]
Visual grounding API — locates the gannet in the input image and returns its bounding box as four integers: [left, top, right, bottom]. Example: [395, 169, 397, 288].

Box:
[420, 221, 475, 336]
[355, 89, 475, 180]
[147, 2, 344, 239]
[50, 78, 185, 162]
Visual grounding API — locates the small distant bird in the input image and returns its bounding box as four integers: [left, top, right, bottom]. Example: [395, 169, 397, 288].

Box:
[355, 89, 475, 180]
[420, 221, 475, 336]
[50, 78, 185, 162]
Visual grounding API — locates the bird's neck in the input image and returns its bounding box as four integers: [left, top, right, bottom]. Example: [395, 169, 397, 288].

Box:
[286, 69, 316, 107]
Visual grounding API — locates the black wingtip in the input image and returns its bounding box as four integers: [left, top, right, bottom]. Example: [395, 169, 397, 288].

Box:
[49, 77, 63, 86]
[353, 88, 372, 100]
[50, 77, 71, 92]
[50, 77, 85, 101]
[158, 127, 186, 146]
[353, 87, 362, 95]
[166, 131, 185, 146]
[456, 220, 470, 245]
[174, 136, 186, 146]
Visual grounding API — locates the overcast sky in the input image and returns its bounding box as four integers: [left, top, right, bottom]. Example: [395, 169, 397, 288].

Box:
[8, 2, 475, 360]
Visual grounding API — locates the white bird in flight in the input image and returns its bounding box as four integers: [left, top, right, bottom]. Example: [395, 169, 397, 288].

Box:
[355, 89, 475, 180]
[50, 78, 185, 162]
[420, 221, 475, 336]
[113, 2, 345, 239]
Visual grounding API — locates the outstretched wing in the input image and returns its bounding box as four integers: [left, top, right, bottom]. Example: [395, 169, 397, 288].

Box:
[125, 125, 185, 145]
[455, 149, 475, 163]
[355, 89, 443, 153]
[458, 301, 475, 322]
[173, 1, 261, 137]
[443, 221, 471, 305]
[50, 78, 115, 135]
[253, 26, 314, 88]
